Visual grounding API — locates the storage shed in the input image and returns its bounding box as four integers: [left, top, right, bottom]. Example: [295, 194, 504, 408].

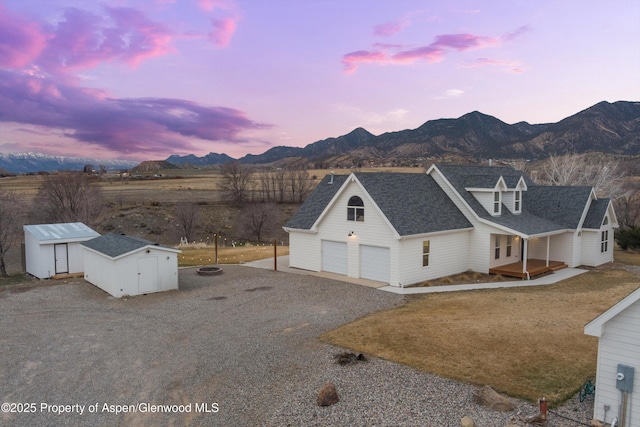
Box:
[584, 287, 640, 427]
[81, 233, 181, 298]
[24, 222, 100, 279]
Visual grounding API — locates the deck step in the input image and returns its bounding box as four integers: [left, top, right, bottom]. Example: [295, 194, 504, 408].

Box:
[550, 263, 568, 271]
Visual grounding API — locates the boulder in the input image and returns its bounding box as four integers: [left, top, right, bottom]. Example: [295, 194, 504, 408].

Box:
[472, 385, 515, 412]
[461, 415, 475, 427]
[317, 382, 339, 407]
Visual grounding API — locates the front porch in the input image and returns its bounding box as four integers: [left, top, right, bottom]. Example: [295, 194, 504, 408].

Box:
[489, 259, 567, 279]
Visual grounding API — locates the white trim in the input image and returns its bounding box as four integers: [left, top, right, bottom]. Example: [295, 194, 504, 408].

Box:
[584, 287, 640, 337]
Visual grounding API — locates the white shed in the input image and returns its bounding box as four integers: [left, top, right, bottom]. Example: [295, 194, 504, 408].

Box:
[584, 287, 640, 427]
[81, 233, 181, 298]
[24, 222, 100, 279]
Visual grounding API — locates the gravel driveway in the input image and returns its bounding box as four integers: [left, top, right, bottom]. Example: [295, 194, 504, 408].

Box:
[1, 266, 594, 427]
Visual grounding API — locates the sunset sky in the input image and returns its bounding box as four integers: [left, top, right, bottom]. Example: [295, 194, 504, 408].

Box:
[1, 0, 639, 161]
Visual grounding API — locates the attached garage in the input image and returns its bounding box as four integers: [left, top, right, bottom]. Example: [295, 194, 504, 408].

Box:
[360, 245, 390, 283]
[322, 240, 347, 275]
[81, 233, 181, 298]
[24, 222, 100, 279]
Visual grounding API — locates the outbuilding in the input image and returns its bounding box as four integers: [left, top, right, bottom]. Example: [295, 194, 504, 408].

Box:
[24, 222, 100, 279]
[81, 233, 181, 298]
[584, 287, 640, 427]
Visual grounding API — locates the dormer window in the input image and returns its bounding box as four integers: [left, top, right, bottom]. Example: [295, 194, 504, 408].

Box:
[493, 192, 501, 215]
[514, 190, 521, 213]
[347, 196, 364, 221]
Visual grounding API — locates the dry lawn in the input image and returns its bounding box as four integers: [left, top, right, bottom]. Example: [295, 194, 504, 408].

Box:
[322, 257, 640, 405]
[178, 244, 289, 266]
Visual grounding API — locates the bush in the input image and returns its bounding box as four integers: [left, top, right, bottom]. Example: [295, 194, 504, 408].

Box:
[615, 227, 640, 252]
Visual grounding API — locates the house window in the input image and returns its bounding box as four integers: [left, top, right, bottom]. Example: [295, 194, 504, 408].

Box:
[494, 235, 501, 259]
[347, 196, 364, 222]
[422, 241, 430, 267]
[514, 191, 521, 213]
[601, 230, 608, 253]
[493, 192, 501, 215]
[506, 236, 512, 257]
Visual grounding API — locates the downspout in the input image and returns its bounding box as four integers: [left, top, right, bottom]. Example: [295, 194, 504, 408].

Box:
[522, 238, 530, 280]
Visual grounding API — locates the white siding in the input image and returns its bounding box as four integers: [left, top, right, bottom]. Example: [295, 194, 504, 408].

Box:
[398, 231, 470, 286]
[489, 234, 520, 268]
[24, 229, 95, 279]
[470, 191, 496, 216]
[592, 301, 640, 426]
[527, 233, 574, 265]
[288, 232, 321, 271]
[581, 225, 614, 267]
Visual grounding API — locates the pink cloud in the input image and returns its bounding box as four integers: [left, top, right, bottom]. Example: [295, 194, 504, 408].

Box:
[463, 57, 527, 73]
[209, 17, 238, 47]
[0, 4, 48, 68]
[343, 27, 524, 73]
[0, 70, 271, 157]
[502, 25, 530, 42]
[373, 21, 405, 37]
[199, 0, 233, 13]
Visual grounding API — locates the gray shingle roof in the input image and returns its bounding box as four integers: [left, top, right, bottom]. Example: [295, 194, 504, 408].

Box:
[81, 233, 175, 258]
[583, 198, 611, 229]
[435, 164, 597, 235]
[285, 172, 471, 236]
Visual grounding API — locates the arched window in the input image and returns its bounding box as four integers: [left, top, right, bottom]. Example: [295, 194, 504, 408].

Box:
[347, 196, 364, 222]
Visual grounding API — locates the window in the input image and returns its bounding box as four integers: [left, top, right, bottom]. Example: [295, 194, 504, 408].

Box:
[601, 230, 608, 253]
[514, 191, 521, 213]
[347, 196, 364, 222]
[422, 241, 430, 267]
[493, 192, 501, 215]
[494, 235, 501, 259]
[506, 236, 512, 257]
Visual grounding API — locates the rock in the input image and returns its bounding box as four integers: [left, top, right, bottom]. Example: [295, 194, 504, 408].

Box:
[472, 385, 515, 412]
[590, 420, 605, 427]
[461, 415, 475, 427]
[317, 382, 339, 407]
[526, 411, 547, 425]
[333, 351, 367, 365]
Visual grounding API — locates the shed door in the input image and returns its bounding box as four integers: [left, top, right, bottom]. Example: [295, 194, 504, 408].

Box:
[322, 241, 347, 275]
[138, 257, 158, 294]
[360, 245, 390, 283]
[54, 243, 69, 274]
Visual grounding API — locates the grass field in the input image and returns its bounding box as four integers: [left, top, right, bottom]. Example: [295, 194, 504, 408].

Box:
[178, 244, 289, 266]
[321, 251, 640, 405]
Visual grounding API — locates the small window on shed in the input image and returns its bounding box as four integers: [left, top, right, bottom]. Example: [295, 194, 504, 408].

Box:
[347, 196, 364, 222]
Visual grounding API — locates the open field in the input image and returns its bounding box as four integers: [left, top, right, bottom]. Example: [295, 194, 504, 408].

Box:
[178, 244, 289, 266]
[322, 252, 640, 405]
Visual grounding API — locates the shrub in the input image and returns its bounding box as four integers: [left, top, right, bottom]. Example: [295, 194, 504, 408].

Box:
[615, 227, 640, 252]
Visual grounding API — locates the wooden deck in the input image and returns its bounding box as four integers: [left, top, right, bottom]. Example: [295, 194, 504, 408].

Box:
[489, 259, 567, 279]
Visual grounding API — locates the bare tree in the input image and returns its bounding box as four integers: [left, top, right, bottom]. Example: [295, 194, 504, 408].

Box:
[537, 153, 626, 199]
[174, 202, 200, 242]
[614, 182, 640, 229]
[236, 203, 280, 243]
[218, 161, 255, 205]
[286, 167, 314, 203]
[35, 172, 104, 226]
[0, 190, 25, 277]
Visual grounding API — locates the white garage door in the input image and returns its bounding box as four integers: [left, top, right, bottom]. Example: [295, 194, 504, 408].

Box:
[360, 245, 390, 283]
[322, 241, 347, 275]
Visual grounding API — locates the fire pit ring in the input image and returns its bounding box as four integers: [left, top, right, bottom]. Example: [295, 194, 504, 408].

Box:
[196, 266, 223, 276]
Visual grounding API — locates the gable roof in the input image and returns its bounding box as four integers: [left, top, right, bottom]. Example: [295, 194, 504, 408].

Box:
[583, 198, 613, 229]
[24, 222, 100, 243]
[584, 287, 640, 337]
[432, 164, 601, 237]
[285, 172, 472, 236]
[81, 233, 179, 259]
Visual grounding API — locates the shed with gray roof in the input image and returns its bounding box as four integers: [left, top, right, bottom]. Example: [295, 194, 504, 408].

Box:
[81, 233, 181, 298]
[24, 222, 100, 279]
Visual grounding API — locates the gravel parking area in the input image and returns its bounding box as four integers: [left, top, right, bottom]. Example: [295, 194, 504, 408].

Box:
[1, 266, 594, 427]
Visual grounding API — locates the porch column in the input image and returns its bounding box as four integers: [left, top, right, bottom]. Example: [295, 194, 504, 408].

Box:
[522, 239, 528, 275]
[546, 236, 550, 267]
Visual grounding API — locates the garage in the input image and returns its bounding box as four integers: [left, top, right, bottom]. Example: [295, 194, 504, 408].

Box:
[360, 245, 390, 283]
[322, 240, 347, 275]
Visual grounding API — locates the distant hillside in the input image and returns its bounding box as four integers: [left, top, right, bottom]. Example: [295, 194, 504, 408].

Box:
[0, 152, 138, 173]
[166, 152, 234, 166]
[132, 160, 179, 173]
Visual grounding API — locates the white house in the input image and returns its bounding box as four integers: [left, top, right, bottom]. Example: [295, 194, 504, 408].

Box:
[284, 164, 618, 286]
[81, 233, 181, 298]
[24, 222, 100, 279]
[584, 287, 640, 427]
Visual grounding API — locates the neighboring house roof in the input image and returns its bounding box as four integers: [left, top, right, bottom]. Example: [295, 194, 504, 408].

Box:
[24, 222, 100, 243]
[584, 287, 640, 337]
[81, 233, 179, 259]
[285, 172, 472, 236]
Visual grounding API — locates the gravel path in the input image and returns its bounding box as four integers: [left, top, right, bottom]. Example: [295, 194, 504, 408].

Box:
[1, 265, 594, 427]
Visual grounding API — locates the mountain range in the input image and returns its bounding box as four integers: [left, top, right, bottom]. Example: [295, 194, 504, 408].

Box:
[1, 101, 638, 173]
[168, 100, 640, 167]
